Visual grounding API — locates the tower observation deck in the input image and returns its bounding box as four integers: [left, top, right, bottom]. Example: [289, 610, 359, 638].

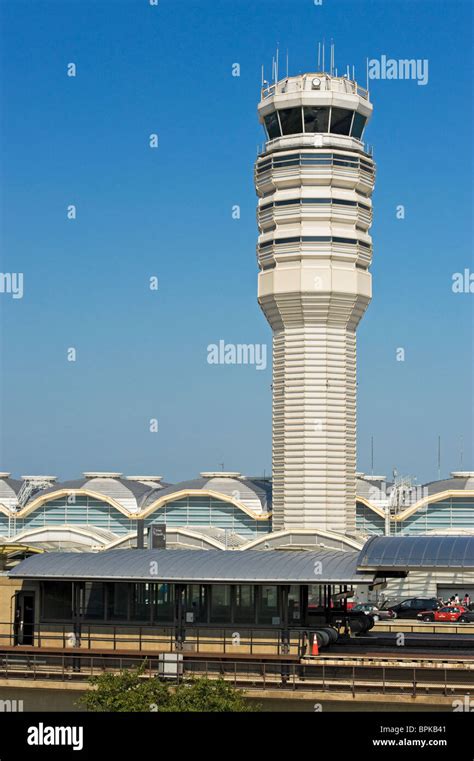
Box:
[255, 72, 375, 535]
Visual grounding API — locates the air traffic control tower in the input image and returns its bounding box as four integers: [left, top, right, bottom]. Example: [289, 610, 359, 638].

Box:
[255, 71, 375, 535]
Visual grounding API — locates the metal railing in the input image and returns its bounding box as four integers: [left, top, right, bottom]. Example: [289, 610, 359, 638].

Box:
[374, 620, 474, 635]
[0, 650, 472, 698]
[0, 621, 304, 657]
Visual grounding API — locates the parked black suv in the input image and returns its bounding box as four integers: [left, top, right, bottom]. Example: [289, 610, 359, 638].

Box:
[383, 597, 441, 619]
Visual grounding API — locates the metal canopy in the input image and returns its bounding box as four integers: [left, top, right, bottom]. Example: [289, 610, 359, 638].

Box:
[358, 535, 474, 572]
[8, 548, 373, 585]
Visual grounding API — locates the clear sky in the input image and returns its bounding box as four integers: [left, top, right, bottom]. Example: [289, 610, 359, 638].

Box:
[0, 0, 472, 485]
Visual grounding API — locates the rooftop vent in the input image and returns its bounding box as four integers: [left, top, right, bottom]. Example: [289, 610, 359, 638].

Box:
[0, 473, 11, 479]
[200, 472, 242, 479]
[126, 476, 163, 482]
[21, 475, 57, 482]
[83, 472, 123, 479]
[451, 472, 474, 479]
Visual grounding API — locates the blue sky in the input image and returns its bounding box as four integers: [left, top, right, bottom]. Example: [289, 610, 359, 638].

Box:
[0, 0, 472, 485]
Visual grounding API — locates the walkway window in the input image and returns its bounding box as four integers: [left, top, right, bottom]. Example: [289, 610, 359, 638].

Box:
[151, 584, 174, 624]
[210, 585, 231, 623]
[152, 583, 174, 623]
[258, 585, 279, 624]
[185, 585, 208, 624]
[42, 581, 72, 620]
[130, 583, 152, 622]
[234, 585, 255, 624]
[288, 586, 301, 624]
[107, 582, 128, 620]
[83, 582, 105, 620]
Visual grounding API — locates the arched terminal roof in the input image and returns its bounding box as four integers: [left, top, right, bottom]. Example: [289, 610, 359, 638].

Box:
[358, 535, 474, 572]
[0, 474, 23, 509]
[141, 474, 271, 514]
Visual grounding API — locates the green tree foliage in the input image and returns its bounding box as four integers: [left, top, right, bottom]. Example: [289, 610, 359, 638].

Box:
[167, 677, 254, 713]
[79, 665, 172, 713]
[79, 665, 259, 713]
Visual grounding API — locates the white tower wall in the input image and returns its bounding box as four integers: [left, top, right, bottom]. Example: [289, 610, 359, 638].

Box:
[255, 73, 376, 534]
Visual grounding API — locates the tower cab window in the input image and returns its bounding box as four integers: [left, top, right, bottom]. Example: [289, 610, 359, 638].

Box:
[263, 106, 368, 140]
[330, 107, 353, 135]
[264, 112, 281, 139]
[279, 107, 303, 135]
[351, 112, 367, 139]
[303, 106, 329, 133]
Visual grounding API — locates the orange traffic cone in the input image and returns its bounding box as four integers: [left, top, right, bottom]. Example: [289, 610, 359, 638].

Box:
[311, 633, 319, 656]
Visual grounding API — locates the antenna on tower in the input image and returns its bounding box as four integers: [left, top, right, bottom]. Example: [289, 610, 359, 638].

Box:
[276, 44, 279, 82]
[272, 56, 275, 83]
[352, 64, 355, 81]
[322, 40, 325, 72]
[318, 42, 321, 70]
[346, 64, 350, 79]
[261, 64, 264, 88]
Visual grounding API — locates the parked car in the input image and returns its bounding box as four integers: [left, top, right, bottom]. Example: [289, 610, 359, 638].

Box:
[417, 605, 474, 623]
[352, 603, 394, 621]
[352, 603, 379, 619]
[383, 597, 441, 620]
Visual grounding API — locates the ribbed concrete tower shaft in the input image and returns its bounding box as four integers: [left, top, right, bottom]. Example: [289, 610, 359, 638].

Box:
[255, 72, 375, 534]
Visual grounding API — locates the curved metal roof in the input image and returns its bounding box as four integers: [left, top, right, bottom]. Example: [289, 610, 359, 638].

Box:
[141, 476, 271, 513]
[423, 475, 474, 496]
[358, 535, 474, 571]
[9, 548, 371, 584]
[0, 476, 23, 507]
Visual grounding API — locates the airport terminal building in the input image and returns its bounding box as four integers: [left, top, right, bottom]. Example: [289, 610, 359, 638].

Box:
[1, 469, 474, 601]
[1, 71, 473, 609]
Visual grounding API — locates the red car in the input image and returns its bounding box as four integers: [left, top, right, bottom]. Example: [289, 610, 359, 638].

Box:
[416, 605, 473, 623]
